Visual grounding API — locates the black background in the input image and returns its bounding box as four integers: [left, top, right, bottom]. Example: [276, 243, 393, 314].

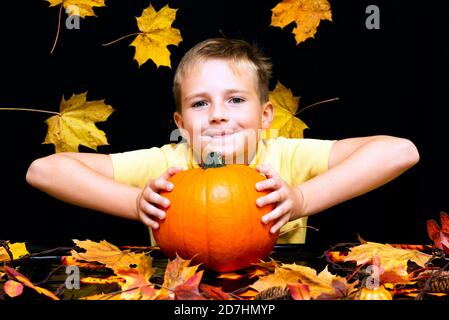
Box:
[0, 0, 447, 252]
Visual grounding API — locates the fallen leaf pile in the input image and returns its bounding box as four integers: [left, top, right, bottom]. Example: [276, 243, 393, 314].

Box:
[2, 212, 449, 301]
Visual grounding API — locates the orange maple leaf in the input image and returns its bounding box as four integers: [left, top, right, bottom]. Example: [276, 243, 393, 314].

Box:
[157, 254, 204, 299]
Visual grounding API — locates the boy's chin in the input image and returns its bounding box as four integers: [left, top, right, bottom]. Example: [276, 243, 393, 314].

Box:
[197, 147, 253, 165]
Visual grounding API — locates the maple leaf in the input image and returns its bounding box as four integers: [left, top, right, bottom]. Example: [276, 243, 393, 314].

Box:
[4, 266, 59, 300]
[270, 0, 332, 45]
[115, 260, 158, 300]
[46, 0, 106, 18]
[157, 254, 203, 299]
[129, 4, 182, 68]
[200, 284, 233, 300]
[70, 239, 152, 275]
[427, 211, 449, 255]
[287, 283, 311, 300]
[268, 82, 308, 138]
[251, 263, 356, 299]
[43, 92, 114, 153]
[0, 242, 29, 262]
[174, 271, 207, 300]
[343, 241, 432, 284]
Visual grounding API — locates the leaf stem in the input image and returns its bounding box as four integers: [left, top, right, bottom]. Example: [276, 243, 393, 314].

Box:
[102, 32, 142, 47]
[295, 97, 339, 116]
[0, 108, 60, 115]
[50, 4, 64, 55]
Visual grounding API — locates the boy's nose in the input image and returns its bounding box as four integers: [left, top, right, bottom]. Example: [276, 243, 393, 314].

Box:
[208, 104, 229, 123]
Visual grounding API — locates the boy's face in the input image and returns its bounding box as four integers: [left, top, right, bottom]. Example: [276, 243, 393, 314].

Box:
[174, 59, 273, 164]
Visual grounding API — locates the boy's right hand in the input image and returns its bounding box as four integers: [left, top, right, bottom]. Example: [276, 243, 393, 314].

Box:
[136, 166, 183, 229]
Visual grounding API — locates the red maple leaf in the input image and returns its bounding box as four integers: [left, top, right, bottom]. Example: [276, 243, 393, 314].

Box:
[426, 212, 449, 255]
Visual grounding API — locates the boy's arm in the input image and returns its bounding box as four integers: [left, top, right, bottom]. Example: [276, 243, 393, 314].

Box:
[296, 135, 420, 218]
[26, 153, 140, 220]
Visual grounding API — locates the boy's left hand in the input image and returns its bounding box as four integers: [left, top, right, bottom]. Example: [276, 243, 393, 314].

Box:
[255, 164, 306, 234]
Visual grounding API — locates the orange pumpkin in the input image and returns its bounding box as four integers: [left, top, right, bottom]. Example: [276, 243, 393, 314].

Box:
[355, 285, 393, 300]
[153, 153, 278, 273]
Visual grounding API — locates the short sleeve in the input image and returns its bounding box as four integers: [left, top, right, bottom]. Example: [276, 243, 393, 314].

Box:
[281, 138, 336, 186]
[109, 148, 169, 189]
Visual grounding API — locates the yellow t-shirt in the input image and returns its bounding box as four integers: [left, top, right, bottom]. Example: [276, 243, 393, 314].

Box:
[109, 137, 336, 245]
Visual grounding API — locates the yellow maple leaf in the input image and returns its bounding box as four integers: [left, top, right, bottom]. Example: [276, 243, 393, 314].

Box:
[130, 4, 182, 68]
[268, 82, 308, 138]
[343, 241, 432, 283]
[43, 92, 114, 153]
[70, 239, 153, 274]
[46, 0, 106, 18]
[271, 0, 332, 45]
[0, 242, 29, 262]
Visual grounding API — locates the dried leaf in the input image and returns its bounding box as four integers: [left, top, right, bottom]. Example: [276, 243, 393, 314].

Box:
[116, 267, 158, 300]
[157, 254, 203, 299]
[174, 271, 206, 300]
[271, 0, 332, 45]
[427, 212, 449, 255]
[251, 263, 356, 299]
[4, 266, 59, 300]
[343, 241, 432, 284]
[287, 283, 311, 300]
[200, 284, 233, 300]
[130, 4, 182, 68]
[268, 82, 308, 138]
[4, 280, 24, 298]
[70, 239, 153, 275]
[44, 93, 113, 153]
[0, 242, 29, 262]
[46, 0, 106, 18]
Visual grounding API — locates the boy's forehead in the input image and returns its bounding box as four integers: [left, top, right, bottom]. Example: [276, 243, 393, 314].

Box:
[183, 58, 254, 77]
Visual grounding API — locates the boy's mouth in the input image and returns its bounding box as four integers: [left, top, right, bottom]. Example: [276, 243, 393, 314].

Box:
[203, 129, 237, 138]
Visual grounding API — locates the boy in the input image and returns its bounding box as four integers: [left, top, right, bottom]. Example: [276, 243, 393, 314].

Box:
[26, 38, 420, 245]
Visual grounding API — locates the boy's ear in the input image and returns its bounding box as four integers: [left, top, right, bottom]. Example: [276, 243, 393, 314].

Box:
[173, 111, 184, 129]
[261, 101, 274, 129]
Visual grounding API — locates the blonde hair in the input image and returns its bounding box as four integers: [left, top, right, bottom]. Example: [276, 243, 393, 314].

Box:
[173, 38, 272, 112]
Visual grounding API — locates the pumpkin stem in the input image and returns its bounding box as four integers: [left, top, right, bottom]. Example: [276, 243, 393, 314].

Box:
[202, 152, 226, 169]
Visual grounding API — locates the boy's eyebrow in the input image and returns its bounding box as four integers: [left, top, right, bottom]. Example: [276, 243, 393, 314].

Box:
[184, 89, 250, 101]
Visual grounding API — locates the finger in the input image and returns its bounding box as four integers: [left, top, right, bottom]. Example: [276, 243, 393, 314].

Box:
[255, 178, 281, 191]
[140, 200, 166, 220]
[158, 166, 184, 181]
[152, 178, 174, 192]
[256, 190, 284, 207]
[138, 210, 159, 230]
[269, 214, 291, 234]
[261, 205, 286, 224]
[142, 188, 171, 208]
[256, 164, 279, 179]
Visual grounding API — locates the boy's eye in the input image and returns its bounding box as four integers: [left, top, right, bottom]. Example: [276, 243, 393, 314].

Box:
[192, 101, 207, 108]
[228, 97, 245, 104]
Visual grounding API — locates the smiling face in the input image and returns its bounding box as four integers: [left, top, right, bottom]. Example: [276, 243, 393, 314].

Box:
[173, 58, 273, 165]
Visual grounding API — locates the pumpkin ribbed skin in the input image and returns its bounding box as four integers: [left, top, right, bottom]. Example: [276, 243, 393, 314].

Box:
[153, 164, 278, 273]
